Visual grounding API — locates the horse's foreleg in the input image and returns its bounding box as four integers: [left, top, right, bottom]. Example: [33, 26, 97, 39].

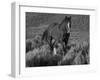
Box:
[53, 47, 57, 55]
[50, 38, 57, 55]
[48, 37, 55, 55]
[62, 42, 66, 56]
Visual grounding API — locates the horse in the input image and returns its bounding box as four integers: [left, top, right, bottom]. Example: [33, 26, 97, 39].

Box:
[42, 16, 71, 55]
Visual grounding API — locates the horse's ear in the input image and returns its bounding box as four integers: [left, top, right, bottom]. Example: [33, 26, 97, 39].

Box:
[68, 16, 71, 19]
[65, 16, 68, 19]
[68, 16, 71, 21]
[65, 16, 71, 19]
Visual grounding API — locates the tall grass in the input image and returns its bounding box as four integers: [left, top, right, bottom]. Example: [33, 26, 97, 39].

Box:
[58, 40, 89, 65]
[26, 35, 89, 67]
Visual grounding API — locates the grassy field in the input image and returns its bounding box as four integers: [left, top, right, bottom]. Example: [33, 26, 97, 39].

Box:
[26, 27, 89, 67]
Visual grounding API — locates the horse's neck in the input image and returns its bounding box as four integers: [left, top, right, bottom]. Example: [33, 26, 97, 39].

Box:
[59, 21, 67, 31]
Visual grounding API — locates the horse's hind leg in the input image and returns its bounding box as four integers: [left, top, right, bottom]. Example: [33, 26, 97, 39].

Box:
[49, 37, 55, 55]
[60, 42, 66, 56]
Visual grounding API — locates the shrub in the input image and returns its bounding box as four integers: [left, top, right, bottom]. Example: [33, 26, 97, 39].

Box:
[26, 35, 44, 53]
[26, 39, 89, 67]
[26, 44, 62, 67]
[26, 39, 33, 53]
[58, 40, 89, 65]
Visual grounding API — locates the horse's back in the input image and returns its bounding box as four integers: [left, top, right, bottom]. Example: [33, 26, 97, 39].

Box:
[47, 23, 58, 30]
[42, 22, 64, 43]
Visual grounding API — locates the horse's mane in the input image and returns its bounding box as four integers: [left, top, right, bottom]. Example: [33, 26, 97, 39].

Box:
[47, 22, 58, 30]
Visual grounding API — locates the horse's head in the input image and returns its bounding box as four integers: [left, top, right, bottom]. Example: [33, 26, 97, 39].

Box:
[58, 16, 72, 48]
[59, 16, 71, 33]
[64, 16, 71, 33]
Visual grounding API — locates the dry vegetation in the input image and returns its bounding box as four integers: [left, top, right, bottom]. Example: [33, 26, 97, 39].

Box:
[26, 35, 89, 67]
